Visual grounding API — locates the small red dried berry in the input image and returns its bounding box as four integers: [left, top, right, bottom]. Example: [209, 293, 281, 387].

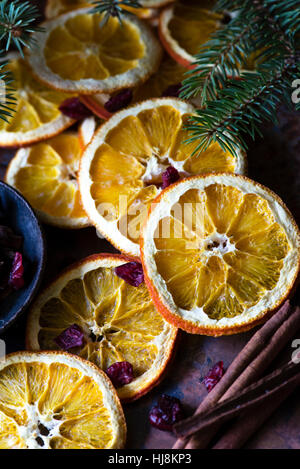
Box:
[55, 324, 85, 350]
[115, 262, 144, 287]
[162, 83, 182, 98]
[149, 394, 184, 432]
[203, 361, 225, 392]
[59, 97, 92, 120]
[162, 166, 180, 189]
[106, 361, 134, 388]
[9, 252, 24, 290]
[104, 89, 133, 113]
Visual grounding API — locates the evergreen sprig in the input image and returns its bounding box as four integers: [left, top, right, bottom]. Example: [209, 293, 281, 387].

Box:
[91, 0, 141, 24]
[0, 1, 41, 123]
[181, 0, 300, 157]
[0, 57, 17, 123]
[0, 0, 42, 55]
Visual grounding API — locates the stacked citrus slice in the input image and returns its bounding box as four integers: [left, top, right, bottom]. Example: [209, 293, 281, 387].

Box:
[0, 351, 126, 449]
[0, 58, 75, 147]
[159, 0, 226, 68]
[79, 98, 246, 256]
[6, 130, 90, 228]
[26, 254, 178, 401]
[141, 174, 300, 336]
[82, 55, 187, 120]
[26, 8, 162, 95]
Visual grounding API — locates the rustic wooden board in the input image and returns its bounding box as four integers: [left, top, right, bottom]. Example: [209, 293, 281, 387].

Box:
[0, 0, 300, 449]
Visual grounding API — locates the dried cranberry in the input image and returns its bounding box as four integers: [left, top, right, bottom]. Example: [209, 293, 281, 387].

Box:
[106, 361, 134, 387]
[162, 82, 182, 98]
[149, 394, 184, 432]
[115, 262, 144, 287]
[59, 97, 92, 120]
[104, 89, 133, 113]
[203, 361, 225, 392]
[162, 166, 180, 189]
[55, 324, 85, 350]
[9, 252, 24, 290]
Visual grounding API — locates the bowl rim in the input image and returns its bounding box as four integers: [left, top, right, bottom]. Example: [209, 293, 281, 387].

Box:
[0, 181, 46, 333]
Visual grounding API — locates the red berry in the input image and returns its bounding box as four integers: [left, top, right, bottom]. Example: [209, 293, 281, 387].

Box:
[162, 166, 180, 189]
[106, 361, 134, 387]
[59, 97, 92, 120]
[55, 324, 85, 350]
[104, 89, 133, 113]
[149, 394, 184, 432]
[9, 252, 24, 290]
[203, 361, 225, 392]
[115, 262, 144, 287]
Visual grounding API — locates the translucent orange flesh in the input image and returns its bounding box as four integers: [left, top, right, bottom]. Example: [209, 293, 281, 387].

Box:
[37, 265, 166, 383]
[13, 133, 87, 221]
[0, 360, 114, 449]
[0, 59, 73, 133]
[153, 185, 290, 319]
[44, 13, 145, 80]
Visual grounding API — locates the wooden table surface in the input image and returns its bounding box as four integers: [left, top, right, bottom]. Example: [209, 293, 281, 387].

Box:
[0, 0, 300, 449]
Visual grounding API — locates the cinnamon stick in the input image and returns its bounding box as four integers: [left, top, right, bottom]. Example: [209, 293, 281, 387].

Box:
[173, 301, 291, 449]
[184, 305, 300, 449]
[174, 360, 300, 439]
[212, 379, 299, 449]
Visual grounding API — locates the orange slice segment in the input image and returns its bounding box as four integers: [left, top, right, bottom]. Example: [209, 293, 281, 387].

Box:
[0, 352, 126, 449]
[27, 8, 162, 95]
[159, 0, 224, 68]
[6, 132, 90, 229]
[26, 254, 178, 401]
[0, 58, 74, 147]
[141, 174, 300, 336]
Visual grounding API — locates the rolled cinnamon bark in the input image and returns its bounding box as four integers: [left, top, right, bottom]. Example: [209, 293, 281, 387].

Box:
[184, 305, 300, 449]
[212, 380, 299, 449]
[174, 361, 300, 440]
[172, 301, 296, 449]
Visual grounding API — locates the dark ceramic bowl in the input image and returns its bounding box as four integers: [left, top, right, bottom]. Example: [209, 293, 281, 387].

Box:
[0, 181, 46, 332]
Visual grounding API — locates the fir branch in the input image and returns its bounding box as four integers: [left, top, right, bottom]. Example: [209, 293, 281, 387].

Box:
[0, 0, 42, 56]
[181, 0, 300, 157]
[186, 60, 297, 157]
[91, 0, 141, 24]
[0, 57, 17, 123]
[180, 13, 255, 105]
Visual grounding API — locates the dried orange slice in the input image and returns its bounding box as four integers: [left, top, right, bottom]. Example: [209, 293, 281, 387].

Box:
[81, 55, 187, 120]
[79, 98, 246, 257]
[141, 174, 300, 336]
[27, 8, 162, 95]
[159, 0, 225, 69]
[0, 57, 75, 147]
[6, 131, 90, 229]
[45, 0, 170, 20]
[0, 351, 126, 449]
[26, 254, 178, 401]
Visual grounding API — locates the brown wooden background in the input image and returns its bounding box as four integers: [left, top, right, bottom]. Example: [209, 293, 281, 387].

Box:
[0, 0, 300, 449]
